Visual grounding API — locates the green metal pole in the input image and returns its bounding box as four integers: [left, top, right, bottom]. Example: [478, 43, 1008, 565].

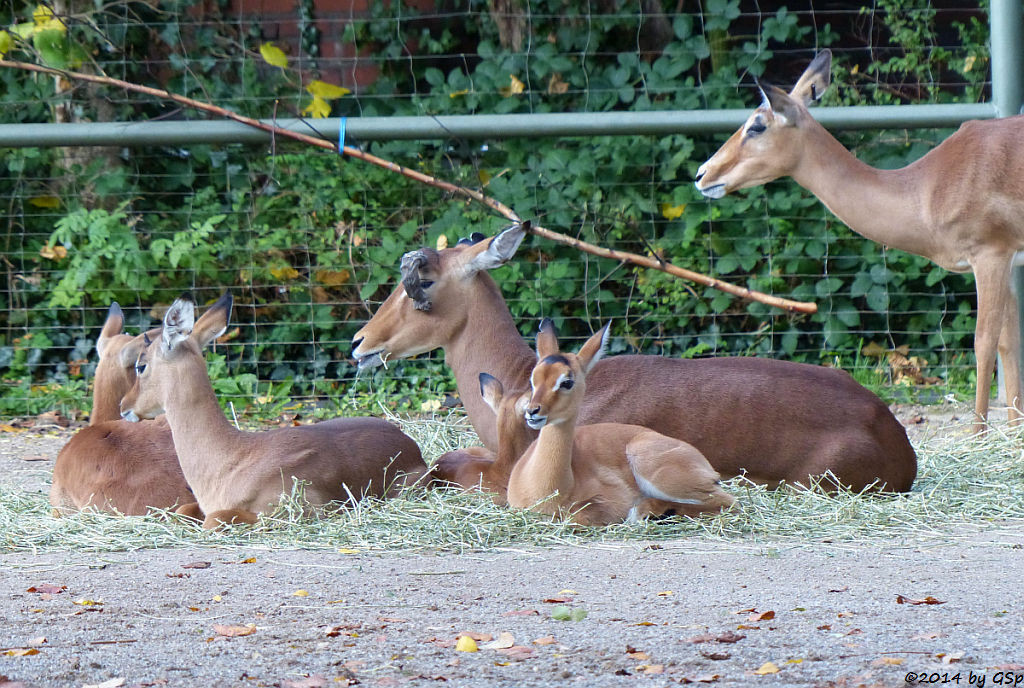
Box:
[990, 0, 1024, 410]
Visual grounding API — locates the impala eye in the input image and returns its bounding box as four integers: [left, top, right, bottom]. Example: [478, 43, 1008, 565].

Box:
[559, 378, 574, 391]
[747, 120, 767, 136]
[419, 280, 435, 289]
[134, 356, 147, 376]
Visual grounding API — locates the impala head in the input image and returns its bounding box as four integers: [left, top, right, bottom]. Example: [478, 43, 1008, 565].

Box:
[91, 302, 161, 423]
[120, 292, 232, 422]
[523, 319, 610, 431]
[695, 50, 832, 199]
[351, 221, 530, 369]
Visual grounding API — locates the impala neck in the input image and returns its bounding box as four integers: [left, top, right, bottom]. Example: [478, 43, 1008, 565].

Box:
[791, 119, 934, 258]
[160, 361, 245, 486]
[529, 419, 577, 499]
[445, 273, 536, 448]
[90, 380, 123, 424]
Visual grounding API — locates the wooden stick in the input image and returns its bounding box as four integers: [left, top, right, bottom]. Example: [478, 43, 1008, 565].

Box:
[0, 59, 817, 314]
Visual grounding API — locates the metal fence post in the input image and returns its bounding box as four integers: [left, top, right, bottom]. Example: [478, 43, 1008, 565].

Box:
[990, 0, 1024, 408]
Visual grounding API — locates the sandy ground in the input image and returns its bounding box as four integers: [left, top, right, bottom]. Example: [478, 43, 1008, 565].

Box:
[1, 406, 1023, 688]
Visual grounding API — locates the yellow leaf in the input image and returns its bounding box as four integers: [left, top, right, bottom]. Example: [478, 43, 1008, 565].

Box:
[753, 662, 780, 675]
[32, 5, 54, 24]
[292, 589, 309, 597]
[4, 648, 39, 657]
[661, 203, 686, 219]
[240, 557, 257, 564]
[302, 94, 332, 119]
[874, 657, 905, 666]
[212, 595, 222, 602]
[40, 245, 67, 260]
[435, 235, 449, 250]
[259, 42, 288, 69]
[455, 635, 479, 652]
[0, 30, 12, 59]
[29, 196, 60, 208]
[269, 266, 300, 281]
[449, 89, 469, 98]
[963, 55, 976, 73]
[786, 658, 803, 664]
[306, 80, 350, 100]
[33, 7, 65, 35]
[656, 591, 673, 597]
[478, 169, 491, 186]
[420, 399, 441, 412]
[500, 74, 525, 97]
[315, 269, 350, 286]
[72, 598, 102, 606]
[337, 548, 359, 555]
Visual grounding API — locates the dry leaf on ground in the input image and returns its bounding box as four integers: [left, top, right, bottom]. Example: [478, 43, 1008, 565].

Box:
[213, 623, 256, 637]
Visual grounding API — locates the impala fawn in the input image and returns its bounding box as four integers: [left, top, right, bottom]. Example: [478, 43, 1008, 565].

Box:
[353, 222, 917, 492]
[50, 302, 194, 516]
[119, 293, 427, 529]
[501, 320, 734, 526]
[696, 50, 1024, 431]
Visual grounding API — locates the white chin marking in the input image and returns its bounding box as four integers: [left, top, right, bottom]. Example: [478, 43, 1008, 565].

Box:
[526, 417, 547, 430]
[696, 182, 726, 200]
[121, 410, 140, 423]
[355, 353, 384, 370]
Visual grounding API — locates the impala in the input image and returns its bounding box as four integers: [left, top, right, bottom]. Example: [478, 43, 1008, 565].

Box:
[50, 302, 194, 516]
[120, 293, 427, 529]
[352, 222, 917, 492]
[695, 49, 1024, 431]
[503, 320, 733, 526]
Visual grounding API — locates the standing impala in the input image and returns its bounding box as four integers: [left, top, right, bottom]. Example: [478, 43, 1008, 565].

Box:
[503, 320, 733, 526]
[121, 293, 427, 529]
[695, 49, 1024, 431]
[50, 302, 194, 515]
[352, 222, 917, 493]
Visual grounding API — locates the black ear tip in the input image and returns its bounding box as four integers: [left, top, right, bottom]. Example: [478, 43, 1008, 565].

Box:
[108, 301, 123, 317]
[479, 372, 495, 385]
[177, 292, 196, 305]
[520, 219, 531, 230]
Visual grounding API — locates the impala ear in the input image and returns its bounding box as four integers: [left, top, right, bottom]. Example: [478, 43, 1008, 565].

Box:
[96, 302, 125, 358]
[758, 81, 801, 125]
[162, 294, 196, 353]
[576, 322, 610, 374]
[790, 49, 831, 106]
[193, 292, 233, 349]
[465, 221, 528, 274]
[535, 317, 559, 360]
[118, 332, 151, 369]
[479, 372, 505, 414]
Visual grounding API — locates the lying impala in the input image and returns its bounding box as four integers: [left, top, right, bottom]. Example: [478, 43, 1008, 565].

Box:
[502, 320, 733, 525]
[695, 49, 1024, 431]
[50, 302, 194, 516]
[430, 374, 533, 504]
[120, 293, 427, 529]
[352, 222, 917, 493]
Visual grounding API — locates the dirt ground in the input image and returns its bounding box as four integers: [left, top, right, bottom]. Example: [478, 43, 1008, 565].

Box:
[1, 405, 1023, 688]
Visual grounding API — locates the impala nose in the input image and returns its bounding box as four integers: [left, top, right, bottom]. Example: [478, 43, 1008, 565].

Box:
[352, 336, 363, 351]
[695, 169, 705, 183]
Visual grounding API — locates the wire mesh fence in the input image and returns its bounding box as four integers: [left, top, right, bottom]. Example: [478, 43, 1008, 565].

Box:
[0, 1, 992, 419]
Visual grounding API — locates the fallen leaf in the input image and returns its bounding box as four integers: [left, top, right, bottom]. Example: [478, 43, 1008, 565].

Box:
[551, 606, 587, 621]
[747, 610, 775, 622]
[640, 664, 664, 674]
[212, 623, 256, 637]
[26, 637, 46, 646]
[455, 635, 478, 652]
[2, 649, 38, 657]
[532, 636, 557, 646]
[736, 624, 761, 630]
[238, 557, 257, 564]
[753, 661, 780, 675]
[21, 455, 49, 462]
[543, 596, 573, 604]
[82, 680, 125, 688]
[26, 584, 65, 595]
[939, 651, 964, 664]
[481, 632, 515, 650]
[657, 591, 674, 597]
[379, 617, 409, 624]
[337, 549, 359, 555]
[181, 561, 211, 569]
[324, 624, 360, 637]
[683, 633, 716, 644]
[829, 586, 849, 593]
[292, 589, 309, 597]
[872, 657, 904, 666]
[816, 624, 832, 631]
[503, 609, 539, 617]
[701, 651, 730, 661]
[626, 649, 650, 661]
[896, 595, 945, 605]
[72, 599, 102, 607]
[786, 658, 804, 665]
[679, 674, 720, 684]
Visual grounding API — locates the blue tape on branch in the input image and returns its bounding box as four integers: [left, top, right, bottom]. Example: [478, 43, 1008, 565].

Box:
[338, 117, 347, 153]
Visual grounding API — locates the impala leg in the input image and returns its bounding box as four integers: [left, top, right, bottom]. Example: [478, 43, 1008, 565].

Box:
[999, 283, 1023, 425]
[971, 256, 1013, 432]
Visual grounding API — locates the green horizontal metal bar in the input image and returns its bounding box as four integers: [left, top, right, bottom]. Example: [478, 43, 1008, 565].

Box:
[0, 102, 999, 148]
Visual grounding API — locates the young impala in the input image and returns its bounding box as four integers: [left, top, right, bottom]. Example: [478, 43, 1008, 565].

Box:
[430, 375, 532, 504]
[120, 293, 427, 529]
[502, 320, 733, 526]
[352, 222, 917, 493]
[695, 49, 1024, 431]
[50, 302, 194, 516]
